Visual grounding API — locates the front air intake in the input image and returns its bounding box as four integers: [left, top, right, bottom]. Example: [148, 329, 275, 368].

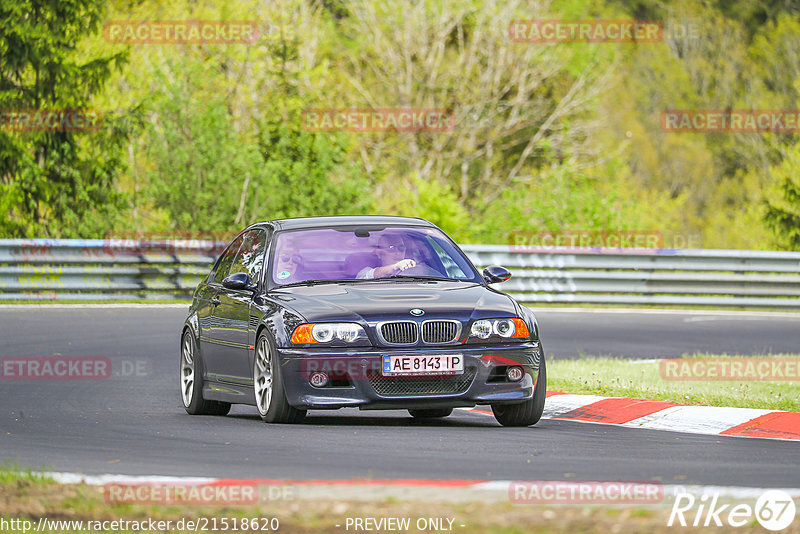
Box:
[378, 321, 418, 345]
[421, 320, 460, 344]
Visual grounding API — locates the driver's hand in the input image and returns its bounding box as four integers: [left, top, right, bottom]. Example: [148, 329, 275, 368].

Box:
[394, 259, 416, 272]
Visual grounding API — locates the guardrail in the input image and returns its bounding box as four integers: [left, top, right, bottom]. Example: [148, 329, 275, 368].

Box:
[1, 239, 799, 308]
[461, 245, 800, 308]
[0, 239, 222, 301]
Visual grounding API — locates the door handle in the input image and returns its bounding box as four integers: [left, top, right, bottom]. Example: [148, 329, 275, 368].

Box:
[211, 296, 221, 306]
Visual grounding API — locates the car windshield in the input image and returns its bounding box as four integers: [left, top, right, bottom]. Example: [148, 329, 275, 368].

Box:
[269, 226, 479, 286]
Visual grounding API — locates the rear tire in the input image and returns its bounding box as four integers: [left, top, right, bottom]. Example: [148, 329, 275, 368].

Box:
[408, 408, 453, 419]
[492, 351, 546, 427]
[253, 332, 306, 424]
[180, 330, 231, 416]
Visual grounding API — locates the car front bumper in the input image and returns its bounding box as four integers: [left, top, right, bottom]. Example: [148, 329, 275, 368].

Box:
[277, 342, 543, 410]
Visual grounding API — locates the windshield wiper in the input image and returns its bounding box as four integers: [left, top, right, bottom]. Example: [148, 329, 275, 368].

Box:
[275, 278, 371, 288]
[276, 275, 461, 288]
[378, 275, 460, 282]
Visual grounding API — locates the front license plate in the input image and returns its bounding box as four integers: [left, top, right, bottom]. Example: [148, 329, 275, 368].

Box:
[382, 354, 464, 376]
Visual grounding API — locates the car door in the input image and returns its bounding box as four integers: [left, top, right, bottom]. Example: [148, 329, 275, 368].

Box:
[205, 229, 267, 386]
[199, 233, 245, 380]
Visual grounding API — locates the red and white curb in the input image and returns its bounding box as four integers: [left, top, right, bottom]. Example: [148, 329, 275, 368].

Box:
[470, 392, 800, 440]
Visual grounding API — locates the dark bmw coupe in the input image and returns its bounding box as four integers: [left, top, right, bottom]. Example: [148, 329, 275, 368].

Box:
[180, 216, 546, 426]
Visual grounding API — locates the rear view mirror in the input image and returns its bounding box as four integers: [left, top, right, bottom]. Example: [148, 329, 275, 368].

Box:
[222, 272, 255, 291]
[483, 265, 511, 284]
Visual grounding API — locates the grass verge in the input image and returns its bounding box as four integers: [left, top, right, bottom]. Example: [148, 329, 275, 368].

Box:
[0, 461, 52, 485]
[549, 354, 800, 411]
[0, 469, 788, 533]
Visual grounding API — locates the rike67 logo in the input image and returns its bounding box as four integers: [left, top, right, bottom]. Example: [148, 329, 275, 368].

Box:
[668, 490, 796, 531]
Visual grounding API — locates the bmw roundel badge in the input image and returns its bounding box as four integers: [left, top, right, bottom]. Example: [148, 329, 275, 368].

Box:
[409, 308, 425, 316]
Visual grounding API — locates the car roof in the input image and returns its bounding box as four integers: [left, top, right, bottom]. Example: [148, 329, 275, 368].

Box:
[249, 215, 436, 231]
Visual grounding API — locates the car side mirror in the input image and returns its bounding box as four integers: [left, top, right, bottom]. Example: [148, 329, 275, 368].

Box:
[222, 272, 256, 291]
[483, 265, 511, 284]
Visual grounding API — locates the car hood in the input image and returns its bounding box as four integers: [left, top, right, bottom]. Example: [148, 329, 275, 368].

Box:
[270, 280, 518, 323]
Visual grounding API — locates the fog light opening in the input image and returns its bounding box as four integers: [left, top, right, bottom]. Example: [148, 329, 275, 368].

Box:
[506, 366, 524, 382]
[309, 371, 330, 387]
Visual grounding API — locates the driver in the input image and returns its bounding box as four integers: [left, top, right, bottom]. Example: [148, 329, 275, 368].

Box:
[357, 235, 416, 279]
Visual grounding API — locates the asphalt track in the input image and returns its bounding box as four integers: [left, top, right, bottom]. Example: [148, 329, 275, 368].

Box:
[0, 306, 798, 487]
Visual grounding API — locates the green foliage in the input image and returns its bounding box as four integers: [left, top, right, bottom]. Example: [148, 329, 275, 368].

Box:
[377, 173, 469, 241]
[2, 0, 799, 251]
[142, 60, 261, 232]
[249, 118, 373, 222]
[765, 142, 800, 250]
[0, 0, 129, 237]
[475, 151, 688, 245]
[97, 0, 374, 233]
[139, 53, 372, 232]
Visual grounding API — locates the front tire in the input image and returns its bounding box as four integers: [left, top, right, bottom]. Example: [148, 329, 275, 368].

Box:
[408, 408, 453, 419]
[180, 330, 231, 416]
[492, 351, 546, 427]
[253, 332, 306, 424]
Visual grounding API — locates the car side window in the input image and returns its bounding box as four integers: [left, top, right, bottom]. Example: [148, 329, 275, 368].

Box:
[228, 229, 267, 283]
[211, 234, 245, 285]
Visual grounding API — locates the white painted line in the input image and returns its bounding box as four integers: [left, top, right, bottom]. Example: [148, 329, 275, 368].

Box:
[623, 405, 775, 435]
[682, 316, 799, 322]
[47, 472, 216, 485]
[537, 414, 800, 442]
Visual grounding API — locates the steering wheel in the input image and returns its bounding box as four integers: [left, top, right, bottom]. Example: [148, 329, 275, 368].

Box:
[402, 263, 444, 277]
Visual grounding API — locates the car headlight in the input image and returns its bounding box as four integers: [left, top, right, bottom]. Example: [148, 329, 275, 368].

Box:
[312, 324, 334, 342]
[494, 318, 516, 337]
[470, 319, 493, 339]
[469, 318, 530, 341]
[291, 323, 369, 345]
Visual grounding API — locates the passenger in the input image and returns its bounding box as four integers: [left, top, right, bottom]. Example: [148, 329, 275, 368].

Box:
[274, 243, 302, 283]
